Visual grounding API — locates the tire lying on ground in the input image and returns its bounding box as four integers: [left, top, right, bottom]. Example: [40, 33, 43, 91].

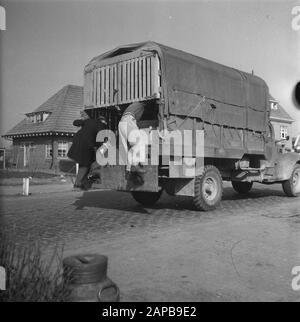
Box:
[232, 181, 253, 194]
[131, 190, 163, 206]
[282, 164, 300, 197]
[193, 165, 223, 211]
[63, 254, 108, 284]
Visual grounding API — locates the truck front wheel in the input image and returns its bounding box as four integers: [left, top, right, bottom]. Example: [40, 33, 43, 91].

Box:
[131, 190, 163, 206]
[232, 181, 253, 194]
[282, 164, 300, 197]
[193, 165, 223, 211]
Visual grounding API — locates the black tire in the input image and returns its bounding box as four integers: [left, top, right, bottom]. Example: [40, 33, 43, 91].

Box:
[232, 181, 253, 194]
[282, 164, 300, 197]
[131, 190, 163, 206]
[193, 165, 223, 211]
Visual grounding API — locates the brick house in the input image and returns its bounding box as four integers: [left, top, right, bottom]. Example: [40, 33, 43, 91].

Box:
[269, 95, 294, 149]
[3, 85, 83, 172]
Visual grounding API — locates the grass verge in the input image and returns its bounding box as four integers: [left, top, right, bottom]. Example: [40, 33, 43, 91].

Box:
[0, 229, 70, 302]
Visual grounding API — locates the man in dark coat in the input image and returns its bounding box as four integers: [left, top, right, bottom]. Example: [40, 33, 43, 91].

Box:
[68, 111, 107, 189]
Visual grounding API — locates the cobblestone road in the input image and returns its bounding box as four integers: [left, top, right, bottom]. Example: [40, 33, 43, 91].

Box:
[1, 183, 300, 301]
[1, 183, 299, 246]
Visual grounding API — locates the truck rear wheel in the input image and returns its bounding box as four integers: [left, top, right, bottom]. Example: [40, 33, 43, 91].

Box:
[193, 165, 223, 211]
[131, 190, 163, 206]
[282, 164, 300, 197]
[232, 181, 253, 194]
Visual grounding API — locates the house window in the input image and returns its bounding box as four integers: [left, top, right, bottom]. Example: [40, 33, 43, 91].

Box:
[45, 144, 52, 158]
[27, 112, 50, 123]
[36, 113, 42, 123]
[21, 142, 35, 149]
[280, 125, 288, 139]
[270, 102, 278, 110]
[58, 141, 68, 158]
[43, 113, 50, 121]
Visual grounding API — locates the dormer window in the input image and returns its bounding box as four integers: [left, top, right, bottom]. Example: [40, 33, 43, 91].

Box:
[270, 101, 278, 110]
[36, 113, 42, 123]
[43, 112, 50, 121]
[27, 112, 50, 123]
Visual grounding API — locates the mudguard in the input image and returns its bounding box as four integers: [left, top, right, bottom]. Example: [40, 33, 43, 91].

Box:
[274, 152, 300, 181]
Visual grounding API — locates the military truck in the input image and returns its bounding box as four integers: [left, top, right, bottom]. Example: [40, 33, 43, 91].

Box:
[84, 42, 300, 211]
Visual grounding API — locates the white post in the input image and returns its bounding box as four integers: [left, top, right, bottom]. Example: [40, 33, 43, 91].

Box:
[22, 177, 29, 196]
[76, 163, 79, 175]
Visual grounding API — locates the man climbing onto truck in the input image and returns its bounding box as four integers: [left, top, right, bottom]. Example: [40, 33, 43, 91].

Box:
[118, 101, 148, 185]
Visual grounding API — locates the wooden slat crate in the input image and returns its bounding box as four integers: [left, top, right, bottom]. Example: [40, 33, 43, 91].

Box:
[84, 54, 161, 108]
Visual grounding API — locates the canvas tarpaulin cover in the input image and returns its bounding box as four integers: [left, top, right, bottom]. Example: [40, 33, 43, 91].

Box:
[161, 47, 269, 133]
[85, 42, 270, 133]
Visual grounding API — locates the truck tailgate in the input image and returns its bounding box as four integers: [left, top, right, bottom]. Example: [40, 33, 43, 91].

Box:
[92, 165, 159, 192]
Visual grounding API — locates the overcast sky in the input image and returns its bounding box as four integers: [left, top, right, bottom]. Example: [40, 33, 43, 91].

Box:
[0, 0, 299, 142]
